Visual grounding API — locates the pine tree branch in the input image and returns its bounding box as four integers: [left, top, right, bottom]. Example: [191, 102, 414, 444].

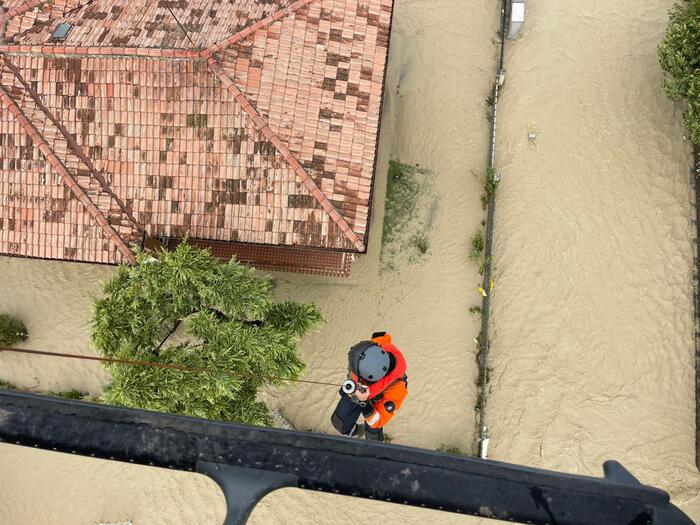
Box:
[153, 320, 181, 355]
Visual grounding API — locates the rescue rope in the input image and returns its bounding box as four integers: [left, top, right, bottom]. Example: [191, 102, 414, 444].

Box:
[0, 346, 340, 388]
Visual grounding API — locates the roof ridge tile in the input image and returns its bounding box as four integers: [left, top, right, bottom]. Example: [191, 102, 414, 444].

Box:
[206, 0, 317, 55]
[0, 44, 201, 58]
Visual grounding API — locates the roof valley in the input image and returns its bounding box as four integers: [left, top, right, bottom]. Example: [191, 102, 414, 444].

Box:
[0, 62, 137, 263]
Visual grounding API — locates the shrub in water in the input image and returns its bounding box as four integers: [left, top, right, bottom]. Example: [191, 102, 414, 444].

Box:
[0, 314, 28, 346]
[469, 231, 485, 262]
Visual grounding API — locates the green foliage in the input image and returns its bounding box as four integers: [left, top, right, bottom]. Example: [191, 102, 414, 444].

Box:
[0, 314, 28, 346]
[381, 160, 434, 270]
[437, 444, 469, 456]
[469, 233, 491, 275]
[478, 255, 493, 276]
[265, 302, 323, 337]
[485, 166, 499, 199]
[469, 231, 485, 262]
[468, 305, 482, 315]
[92, 243, 323, 426]
[480, 167, 499, 209]
[659, 1, 700, 143]
[48, 389, 89, 400]
[383, 160, 426, 245]
[0, 379, 16, 389]
[0, 380, 96, 401]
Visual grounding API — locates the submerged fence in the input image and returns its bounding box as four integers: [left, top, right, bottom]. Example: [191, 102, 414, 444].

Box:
[694, 144, 700, 470]
[474, 0, 509, 459]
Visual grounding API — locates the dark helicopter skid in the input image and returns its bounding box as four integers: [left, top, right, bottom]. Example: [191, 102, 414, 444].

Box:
[0, 390, 693, 525]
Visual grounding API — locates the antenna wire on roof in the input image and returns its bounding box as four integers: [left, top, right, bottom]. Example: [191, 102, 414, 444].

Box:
[163, 1, 197, 49]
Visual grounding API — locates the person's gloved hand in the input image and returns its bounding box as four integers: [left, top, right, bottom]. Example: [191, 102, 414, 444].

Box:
[355, 386, 370, 402]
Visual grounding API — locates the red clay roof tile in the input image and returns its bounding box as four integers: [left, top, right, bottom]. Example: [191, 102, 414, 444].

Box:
[0, 0, 393, 264]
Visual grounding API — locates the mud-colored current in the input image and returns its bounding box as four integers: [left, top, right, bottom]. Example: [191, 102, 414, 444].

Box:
[1, 0, 698, 522]
[488, 0, 700, 518]
[0, 0, 498, 523]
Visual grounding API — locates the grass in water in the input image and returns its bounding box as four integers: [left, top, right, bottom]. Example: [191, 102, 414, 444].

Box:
[485, 166, 499, 197]
[437, 444, 469, 456]
[481, 166, 500, 209]
[411, 232, 429, 254]
[48, 389, 90, 400]
[468, 305, 482, 315]
[469, 231, 484, 262]
[478, 255, 493, 276]
[381, 160, 433, 270]
[383, 160, 425, 244]
[0, 379, 95, 402]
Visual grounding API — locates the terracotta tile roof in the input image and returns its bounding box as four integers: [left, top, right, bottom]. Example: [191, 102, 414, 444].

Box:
[8, 0, 295, 50]
[1, 1, 88, 41]
[0, 0, 394, 264]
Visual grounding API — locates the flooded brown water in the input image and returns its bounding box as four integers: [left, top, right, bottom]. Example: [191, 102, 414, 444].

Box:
[0, 0, 498, 522]
[488, 0, 700, 519]
[2, 0, 698, 522]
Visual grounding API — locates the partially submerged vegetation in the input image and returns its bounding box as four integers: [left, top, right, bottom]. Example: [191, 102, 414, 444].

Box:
[469, 231, 484, 262]
[470, 165, 500, 455]
[437, 443, 469, 456]
[381, 160, 435, 270]
[0, 379, 94, 402]
[0, 313, 28, 347]
[48, 389, 91, 400]
[92, 243, 323, 426]
[471, 167, 501, 276]
[659, 0, 700, 143]
[481, 166, 499, 209]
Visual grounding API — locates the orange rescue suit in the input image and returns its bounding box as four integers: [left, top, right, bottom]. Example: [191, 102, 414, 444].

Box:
[361, 333, 408, 430]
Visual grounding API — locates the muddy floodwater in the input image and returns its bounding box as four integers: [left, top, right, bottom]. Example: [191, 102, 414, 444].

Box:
[1, 0, 699, 522]
[0, 0, 498, 523]
[489, 0, 700, 519]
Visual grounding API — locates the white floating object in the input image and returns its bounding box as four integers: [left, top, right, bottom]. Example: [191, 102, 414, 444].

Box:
[508, 1, 525, 39]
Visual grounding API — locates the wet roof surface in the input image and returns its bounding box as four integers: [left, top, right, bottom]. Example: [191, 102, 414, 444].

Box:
[0, 0, 393, 264]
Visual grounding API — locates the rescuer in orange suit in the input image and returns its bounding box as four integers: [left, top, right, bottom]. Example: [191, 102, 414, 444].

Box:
[331, 332, 407, 442]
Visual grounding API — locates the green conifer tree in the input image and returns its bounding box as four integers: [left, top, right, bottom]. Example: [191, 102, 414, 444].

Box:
[92, 243, 322, 426]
